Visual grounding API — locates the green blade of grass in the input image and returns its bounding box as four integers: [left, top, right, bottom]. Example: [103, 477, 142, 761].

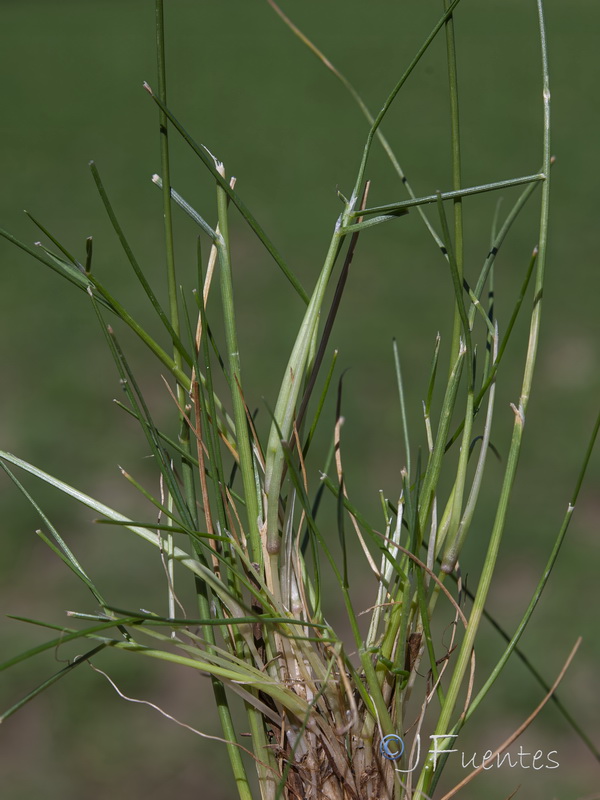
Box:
[353, 173, 545, 219]
[143, 82, 309, 304]
[96, 519, 218, 538]
[340, 209, 408, 234]
[334, 377, 349, 590]
[94, 308, 196, 532]
[263, 222, 346, 587]
[190, 255, 231, 537]
[415, 5, 552, 794]
[1, 618, 139, 673]
[1, 643, 109, 723]
[104, 606, 334, 633]
[441, 329, 498, 569]
[0, 461, 100, 602]
[295, 183, 369, 439]
[350, 0, 465, 198]
[434, 193, 475, 559]
[152, 174, 219, 240]
[456, 406, 600, 754]
[24, 210, 83, 269]
[266, 0, 446, 251]
[89, 161, 193, 369]
[214, 161, 262, 565]
[0, 450, 237, 590]
[467, 171, 544, 333]
[446, 247, 537, 451]
[443, 0, 465, 370]
[393, 339, 412, 482]
[85, 273, 191, 389]
[111, 638, 310, 717]
[418, 342, 466, 539]
[301, 349, 338, 459]
[0, 226, 112, 310]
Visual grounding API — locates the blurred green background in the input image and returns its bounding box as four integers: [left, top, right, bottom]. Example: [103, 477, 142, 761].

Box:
[1, 1, 598, 798]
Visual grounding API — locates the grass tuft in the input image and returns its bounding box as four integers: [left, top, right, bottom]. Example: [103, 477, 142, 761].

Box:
[1, 2, 598, 799]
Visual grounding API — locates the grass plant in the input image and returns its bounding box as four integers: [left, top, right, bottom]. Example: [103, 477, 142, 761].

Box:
[1, 2, 598, 798]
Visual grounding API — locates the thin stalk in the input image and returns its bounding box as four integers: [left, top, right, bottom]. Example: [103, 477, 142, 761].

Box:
[0, 451, 245, 601]
[350, 0, 464, 199]
[214, 163, 261, 564]
[418, 343, 466, 539]
[414, 4, 551, 795]
[267, 0, 445, 251]
[0, 462, 109, 613]
[143, 84, 308, 304]
[89, 161, 192, 368]
[466, 172, 543, 330]
[447, 247, 538, 451]
[349, 173, 545, 219]
[1, 644, 109, 723]
[155, 2, 202, 615]
[443, 0, 464, 371]
[213, 681, 254, 800]
[302, 349, 338, 458]
[435, 194, 475, 563]
[155, 0, 182, 388]
[0, 226, 110, 308]
[445, 408, 600, 753]
[192, 328, 230, 536]
[441, 328, 498, 571]
[393, 339, 412, 481]
[24, 210, 81, 268]
[0, 617, 139, 673]
[85, 272, 191, 389]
